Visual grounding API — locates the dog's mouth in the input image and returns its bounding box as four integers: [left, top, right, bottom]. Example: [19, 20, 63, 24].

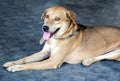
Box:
[42, 28, 60, 40]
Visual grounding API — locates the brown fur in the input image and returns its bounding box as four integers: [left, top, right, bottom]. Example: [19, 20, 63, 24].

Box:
[3, 6, 120, 72]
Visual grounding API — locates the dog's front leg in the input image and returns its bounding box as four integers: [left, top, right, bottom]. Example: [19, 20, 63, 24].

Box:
[3, 51, 49, 68]
[6, 56, 64, 72]
[3, 43, 50, 68]
[6, 49, 68, 72]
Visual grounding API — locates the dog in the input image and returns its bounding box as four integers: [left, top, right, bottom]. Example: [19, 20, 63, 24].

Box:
[3, 6, 120, 72]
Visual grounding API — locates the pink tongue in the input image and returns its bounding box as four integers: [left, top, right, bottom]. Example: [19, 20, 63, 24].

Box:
[43, 32, 51, 40]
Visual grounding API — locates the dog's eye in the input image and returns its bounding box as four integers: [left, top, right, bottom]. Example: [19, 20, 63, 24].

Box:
[55, 17, 60, 21]
[45, 15, 49, 18]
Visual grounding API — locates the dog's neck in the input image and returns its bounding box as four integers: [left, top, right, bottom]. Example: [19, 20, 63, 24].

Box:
[53, 23, 87, 40]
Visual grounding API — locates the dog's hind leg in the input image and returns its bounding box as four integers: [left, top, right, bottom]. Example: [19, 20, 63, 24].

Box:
[115, 56, 120, 61]
[115, 46, 120, 61]
[82, 49, 120, 66]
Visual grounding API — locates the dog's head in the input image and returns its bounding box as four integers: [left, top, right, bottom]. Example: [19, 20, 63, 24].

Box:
[41, 6, 77, 40]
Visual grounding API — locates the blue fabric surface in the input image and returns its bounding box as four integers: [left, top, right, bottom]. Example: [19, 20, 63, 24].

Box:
[0, 0, 120, 81]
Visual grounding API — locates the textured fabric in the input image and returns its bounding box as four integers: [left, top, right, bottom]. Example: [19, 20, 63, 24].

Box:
[0, 0, 120, 81]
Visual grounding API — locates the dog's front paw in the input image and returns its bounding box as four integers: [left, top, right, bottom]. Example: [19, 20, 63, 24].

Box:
[3, 61, 16, 67]
[82, 58, 95, 66]
[7, 65, 24, 72]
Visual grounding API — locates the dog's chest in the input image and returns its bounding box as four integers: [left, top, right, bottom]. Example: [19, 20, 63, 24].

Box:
[49, 39, 89, 64]
[65, 53, 82, 64]
[64, 47, 94, 64]
[64, 48, 84, 64]
[50, 39, 67, 49]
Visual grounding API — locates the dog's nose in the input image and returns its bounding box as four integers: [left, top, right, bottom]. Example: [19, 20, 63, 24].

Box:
[43, 26, 49, 32]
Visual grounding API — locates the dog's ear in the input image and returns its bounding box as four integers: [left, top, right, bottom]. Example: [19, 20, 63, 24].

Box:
[41, 9, 47, 19]
[66, 10, 76, 24]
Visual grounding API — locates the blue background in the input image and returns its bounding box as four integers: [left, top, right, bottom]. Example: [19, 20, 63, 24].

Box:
[0, 0, 120, 81]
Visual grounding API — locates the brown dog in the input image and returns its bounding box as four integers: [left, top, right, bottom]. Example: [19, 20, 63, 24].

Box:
[3, 6, 120, 72]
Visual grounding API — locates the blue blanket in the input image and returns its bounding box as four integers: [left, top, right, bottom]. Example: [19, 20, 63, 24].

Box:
[0, 0, 120, 81]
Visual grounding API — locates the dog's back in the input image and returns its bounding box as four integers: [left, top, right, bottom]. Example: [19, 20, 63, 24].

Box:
[80, 26, 120, 56]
